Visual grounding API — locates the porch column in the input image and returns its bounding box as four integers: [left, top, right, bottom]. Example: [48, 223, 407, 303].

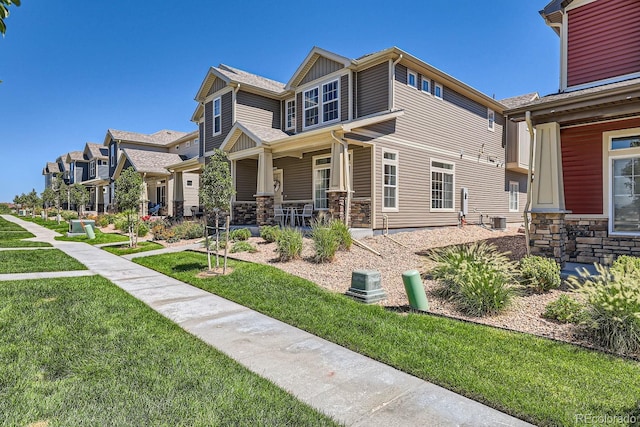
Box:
[529, 122, 570, 267]
[173, 171, 184, 220]
[94, 186, 99, 212]
[327, 141, 348, 223]
[255, 149, 275, 226]
[141, 176, 148, 216]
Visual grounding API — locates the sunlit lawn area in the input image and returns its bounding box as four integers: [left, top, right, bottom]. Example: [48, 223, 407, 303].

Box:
[16, 215, 129, 244]
[0, 218, 51, 248]
[0, 276, 337, 426]
[102, 241, 164, 256]
[135, 251, 640, 427]
[0, 250, 87, 273]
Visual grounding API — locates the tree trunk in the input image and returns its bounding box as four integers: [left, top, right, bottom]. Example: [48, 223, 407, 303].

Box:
[205, 216, 212, 271]
[223, 216, 230, 274]
[215, 214, 220, 268]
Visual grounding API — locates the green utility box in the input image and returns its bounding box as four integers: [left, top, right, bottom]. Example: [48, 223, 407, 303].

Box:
[69, 219, 95, 234]
[345, 270, 386, 304]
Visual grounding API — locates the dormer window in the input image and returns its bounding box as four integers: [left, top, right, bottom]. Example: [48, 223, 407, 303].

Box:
[407, 70, 417, 88]
[421, 78, 430, 94]
[286, 98, 296, 131]
[434, 83, 443, 99]
[213, 97, 221, 136]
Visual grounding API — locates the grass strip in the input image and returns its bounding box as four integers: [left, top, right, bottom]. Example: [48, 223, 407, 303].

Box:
[0, 276, 337, 426]
[102, 241, 164, 255]
[0, 240, 51, 248]
[0, 231, 35, 240]
[0, 250, 87, 273]
[135, 252, 640, 427]
[0, 217, 28, 231]
[16, 216, 129, 244]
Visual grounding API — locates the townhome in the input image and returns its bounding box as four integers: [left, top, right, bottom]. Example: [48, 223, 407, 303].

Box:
[105, 128, 200, 217]
[42, 161, 61, 190]
[506, 0, 640, 265]
[192, 46, 528, 232]
[80, 142, 110, 213]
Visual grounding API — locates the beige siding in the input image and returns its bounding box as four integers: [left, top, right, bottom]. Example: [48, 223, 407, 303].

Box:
[235, 159, 257, 201]
[207, 78, 227, 96]
[170, 138, 199, 159]
[357, 62, 389, 117]
[230, 134, 257, 153]
[119, 142, 166, 153]
[273, 153, 317, 201]
[236, 91, 281, 129]
[368, 75, 515, 229]
[300, 57, 344, 86]
[183, 172, 200, 216]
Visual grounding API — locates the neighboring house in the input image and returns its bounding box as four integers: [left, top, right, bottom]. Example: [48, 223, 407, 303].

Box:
[42, 161, 61, 190]
[105, 129, 200, 217]
[65, 150, 89, 185]
[81, 142, 110, 213]
[192, 46, 528, 231]
[505, 0, 640, 265]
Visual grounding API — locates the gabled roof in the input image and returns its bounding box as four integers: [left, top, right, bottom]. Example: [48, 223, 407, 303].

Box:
[119, 148, 184, 175]
[84, 142, 108, 159]
[65, 151, 86, 163]
[194, 65, 286, 101]
[499, 92, 540, 109]
[42, 162, 60, 175]
[286, 46, 353, 89]
[220, 121, 290, 152]
[105, 128, 189, 147]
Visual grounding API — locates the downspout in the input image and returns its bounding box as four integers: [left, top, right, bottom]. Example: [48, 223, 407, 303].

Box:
[524, 111, 535, 256]
[233, 84, 241, 123]
[331, 131, 351, 226]
[390, 54, 403, 111]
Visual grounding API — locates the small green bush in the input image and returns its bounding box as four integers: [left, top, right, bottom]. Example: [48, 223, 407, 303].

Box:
[568, 263, 640, 354]
[96, 215, 110, 227]
[136, 220, 149, 237]
[260, 225, 281, 243]
[428, 242, 517, 316]
[543, 294, 586, 323]
[61, 210, 79, 221]
[231, 241, 257, 253]
[114, 214, 147, 237]
[611, 255, 640, 275]
[311, 226, 339, 263]
[230, 228, 251, 241]
[330, 220, 352, 251]
[276, 227, 303, 261]
[519, 255, 561, 293]
[172, 221, 205, 240]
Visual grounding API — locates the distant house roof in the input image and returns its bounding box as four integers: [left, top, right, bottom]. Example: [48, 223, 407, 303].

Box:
[85, 142, 108, 159]
[216, 64, 286, 94]
[107, 128, 189, 147]
[121, 148, 184, 175]
[42, 162, 60, 175]
[66, 151, 86, 162]
[499, 92, 540, 109]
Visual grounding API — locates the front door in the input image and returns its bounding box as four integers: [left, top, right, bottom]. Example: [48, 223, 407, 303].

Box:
[273, 169, 283, 205]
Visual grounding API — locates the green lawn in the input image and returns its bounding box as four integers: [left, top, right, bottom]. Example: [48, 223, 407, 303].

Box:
[0, 250, 87, 273]
[0, 217, 29, 231]
[16, 216, 130, 244]
[0, 240, 51, 248]
[102, 241, 164, 255]
[0, 218, 50, 247]
[0, 276, 338, 426]
[0, 230, 35, 240]
[135, 252, 640, 427]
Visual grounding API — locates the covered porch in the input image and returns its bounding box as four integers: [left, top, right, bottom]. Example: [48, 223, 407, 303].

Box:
[83, 178, 109, 214]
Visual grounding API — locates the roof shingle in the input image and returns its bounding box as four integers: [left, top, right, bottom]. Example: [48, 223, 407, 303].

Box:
[122, 148, 184, 175]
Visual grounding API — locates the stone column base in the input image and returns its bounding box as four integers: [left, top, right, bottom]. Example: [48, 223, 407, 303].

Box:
[256, 196, 275, 226]
[529, 212, 568, 267]
[328, 191, 347, 224]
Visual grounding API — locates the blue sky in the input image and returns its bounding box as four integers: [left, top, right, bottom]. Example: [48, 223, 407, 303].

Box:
[0, 1, 559, 203]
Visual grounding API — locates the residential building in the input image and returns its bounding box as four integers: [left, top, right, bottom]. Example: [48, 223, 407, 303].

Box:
[506, 0, 640, 265]
[81, 142, 110, 212]
[104, 128, 201, 217]
[192, 46, 528, 231]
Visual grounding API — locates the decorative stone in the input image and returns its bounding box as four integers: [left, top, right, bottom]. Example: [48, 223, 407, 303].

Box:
[346, 270, 386, 304]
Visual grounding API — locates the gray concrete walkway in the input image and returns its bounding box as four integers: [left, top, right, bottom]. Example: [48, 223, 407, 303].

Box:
[2, 215, 532, 426]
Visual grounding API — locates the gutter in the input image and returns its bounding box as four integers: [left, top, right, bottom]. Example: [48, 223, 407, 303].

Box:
[523, 111, 535, 256]
[331, 131, 351, 226]
[390, 54, 403, 111]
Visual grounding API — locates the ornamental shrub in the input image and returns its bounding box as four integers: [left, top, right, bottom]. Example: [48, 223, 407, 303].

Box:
[567, 262, 640, 353]
[543, 294, 586, 323]
[260, 225, 280, 243]
[231, 241, 257, 253]
[311, 226, 339, 263]
[172, 221, 205, 240]
[276, 227, 303, 261]
[229, 228, 251, 241]
[330, 220, 352, 251]
[519, 255, 561, 293]
[428, 242, 517, 316]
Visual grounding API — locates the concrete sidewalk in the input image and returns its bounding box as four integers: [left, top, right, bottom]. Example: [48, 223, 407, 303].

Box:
[2, 215, 532, 426]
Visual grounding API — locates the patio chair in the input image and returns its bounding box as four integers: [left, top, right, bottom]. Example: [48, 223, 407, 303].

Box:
[295, 204, 313, 227]
[274, 205, 286, 227]
[149, 203, 161, 216]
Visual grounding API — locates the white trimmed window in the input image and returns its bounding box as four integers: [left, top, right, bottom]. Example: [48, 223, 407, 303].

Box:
[90, 160, 96, 177]
[421, 77, 430, 94]
[286, 98, 295, 130]
[313, 155, 331, 210]
[488, 108, 495, 131]
[431, 160, 454, 211]
[304, 87, 319, 127]
[407, 70, 417, 88]
[509, 181, 519, 212]
[608, 133, 640, 234]
[110, 143, 115, 167]
[322, 80, 339, 123]
[213, 97, 221, 135]
[186, 180, 193, 187]
[434, 83, 443, 99]
[382, 150, 398, 211]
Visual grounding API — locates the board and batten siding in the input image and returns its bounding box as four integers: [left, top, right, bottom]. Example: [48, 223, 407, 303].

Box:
[567, 0, 640, 87]
[357, 62, 389, 118]
[235, 159, 258, 202]
[204, 92, 233, 152]
[561, 116, 640, 215]
[299, 57, 345, 86]
[368, 71, 516, 229]
[207, 78, 227, 97]
[230, 134, 257, 153]
[236, 91, 281, 129]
